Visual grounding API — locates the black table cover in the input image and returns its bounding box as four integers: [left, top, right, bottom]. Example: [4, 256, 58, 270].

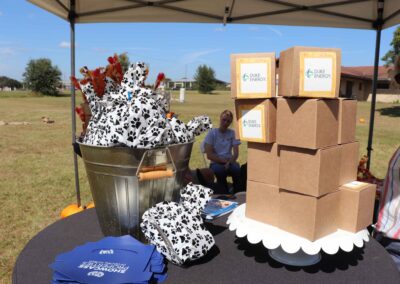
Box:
[13, 194, 400, 284]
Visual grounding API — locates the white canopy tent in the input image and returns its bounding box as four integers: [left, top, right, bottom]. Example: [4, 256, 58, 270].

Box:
[28, 0, 400, 206]
[28, 0, 400, 28]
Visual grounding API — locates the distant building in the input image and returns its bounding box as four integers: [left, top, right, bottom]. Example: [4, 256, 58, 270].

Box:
[215, 79, 229, 89]
[168, 78, 195, 90]
[340, 66, 394, 101]
[276, 65, 397, 102]
[0, 87, 13, 91]
[167, 78, 229, 90]
[62, 81, 72, 90]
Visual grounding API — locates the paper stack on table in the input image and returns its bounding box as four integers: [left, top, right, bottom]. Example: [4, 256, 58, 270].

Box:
[49, 235, 166, 284]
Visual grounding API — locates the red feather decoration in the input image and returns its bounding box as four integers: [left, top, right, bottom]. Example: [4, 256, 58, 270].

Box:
[154, 72, 165, 90]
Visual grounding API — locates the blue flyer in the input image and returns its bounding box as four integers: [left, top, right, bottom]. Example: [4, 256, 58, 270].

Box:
[202, 199, 238, 219]
[50, 235, 167, 283]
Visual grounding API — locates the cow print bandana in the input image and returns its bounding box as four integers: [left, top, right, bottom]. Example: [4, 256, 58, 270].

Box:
[78, 62, 212, 148]
[140, 183, 215, 265]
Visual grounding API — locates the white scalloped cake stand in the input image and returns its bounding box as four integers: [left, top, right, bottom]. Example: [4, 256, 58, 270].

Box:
[227, 204, 370, 266]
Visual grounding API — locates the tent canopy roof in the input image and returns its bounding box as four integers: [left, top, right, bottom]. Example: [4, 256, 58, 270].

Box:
[28, 0, 400, 30]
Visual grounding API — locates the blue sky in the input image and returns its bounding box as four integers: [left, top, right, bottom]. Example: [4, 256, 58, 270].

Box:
[1, 0, 399, 83]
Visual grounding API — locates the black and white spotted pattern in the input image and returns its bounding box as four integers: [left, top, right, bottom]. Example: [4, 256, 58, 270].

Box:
[140, 183, 215, 265]
[79, 61, 212, 148]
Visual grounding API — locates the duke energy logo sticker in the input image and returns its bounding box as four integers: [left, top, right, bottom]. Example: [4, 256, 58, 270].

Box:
[239, 62, 269, 94]
[241, 109, 263, 139]
[305, 68, 331, 79]
[242, 119, 260, 128]
[242, 72, 266, 82]
[303, 57, 333, 92]
[305, 69, 314, 78]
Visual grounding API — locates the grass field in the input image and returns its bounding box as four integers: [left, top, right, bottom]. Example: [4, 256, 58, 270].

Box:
[0, 90, 399, 283]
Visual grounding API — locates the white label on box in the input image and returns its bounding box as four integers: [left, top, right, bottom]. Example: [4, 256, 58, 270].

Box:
[303, 57, 333, 92]
[241, 109, 263, 139]
[240, 63, 268, 94]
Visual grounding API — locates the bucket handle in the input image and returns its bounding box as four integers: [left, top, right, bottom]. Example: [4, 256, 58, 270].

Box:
[136, 147, 176, 181]
[138, 169, 174, 181]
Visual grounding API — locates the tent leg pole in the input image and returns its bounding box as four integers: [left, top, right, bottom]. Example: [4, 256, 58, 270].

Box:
[70, 0, 81, 207]
[366, 28, 382, 169]
[367, 0, 384, 170]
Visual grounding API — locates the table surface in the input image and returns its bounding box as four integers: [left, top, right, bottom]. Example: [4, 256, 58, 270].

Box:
[13, 194, 400, 284]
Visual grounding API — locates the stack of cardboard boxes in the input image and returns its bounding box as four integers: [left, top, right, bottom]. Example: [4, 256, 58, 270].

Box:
[231, 47, 376, 241]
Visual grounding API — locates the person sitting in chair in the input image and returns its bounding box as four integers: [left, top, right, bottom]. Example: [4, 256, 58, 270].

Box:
[203, 110, 241, 194]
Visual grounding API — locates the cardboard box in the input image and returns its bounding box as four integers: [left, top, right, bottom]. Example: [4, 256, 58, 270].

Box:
[277, 98, 339, 149]
[278, 46, 341, 98]
[234, 98, 277, 143]
[279, 145, 340, 197]
[339, 142, 359, 186]
[247, 142, 279, 186]
[338, 98, 357, 144]
[338, 181, 376, 233]
[231, 53, 276, 99]
[279, 190, 340, 241]
[246, 181, 279, 227]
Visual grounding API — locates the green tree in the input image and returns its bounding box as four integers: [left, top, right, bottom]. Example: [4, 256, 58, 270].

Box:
[382, 26, 400, 67]
[194, 65, 216, 94]
[118, 53, 130, 73]
[23, 58, 62, 96]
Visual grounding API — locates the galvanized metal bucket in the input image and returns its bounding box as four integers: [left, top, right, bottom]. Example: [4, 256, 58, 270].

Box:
[79, 142, 193, 241]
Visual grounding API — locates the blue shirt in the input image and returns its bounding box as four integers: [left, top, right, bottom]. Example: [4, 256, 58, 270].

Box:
[203, 128, 241, 160]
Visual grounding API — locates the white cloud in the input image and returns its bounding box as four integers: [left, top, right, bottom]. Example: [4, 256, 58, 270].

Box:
[342, 49, 366, 54]
[124, 47, 157, 52]
[36, 47, 59, 53]
[0, 47, 16, 55]
[248, 25, 282, 36]
[179, 48, 223, 65]
[92, 47, 110, 53]
[0, 63, 20, 80]
[59, 41, 71, 48]
[0, 41, 12, 45]
[214, 27, 226, 32]
[0, 11, 3, 16]
[248, 26, 261, 31]
[267, 27, 283, 37]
